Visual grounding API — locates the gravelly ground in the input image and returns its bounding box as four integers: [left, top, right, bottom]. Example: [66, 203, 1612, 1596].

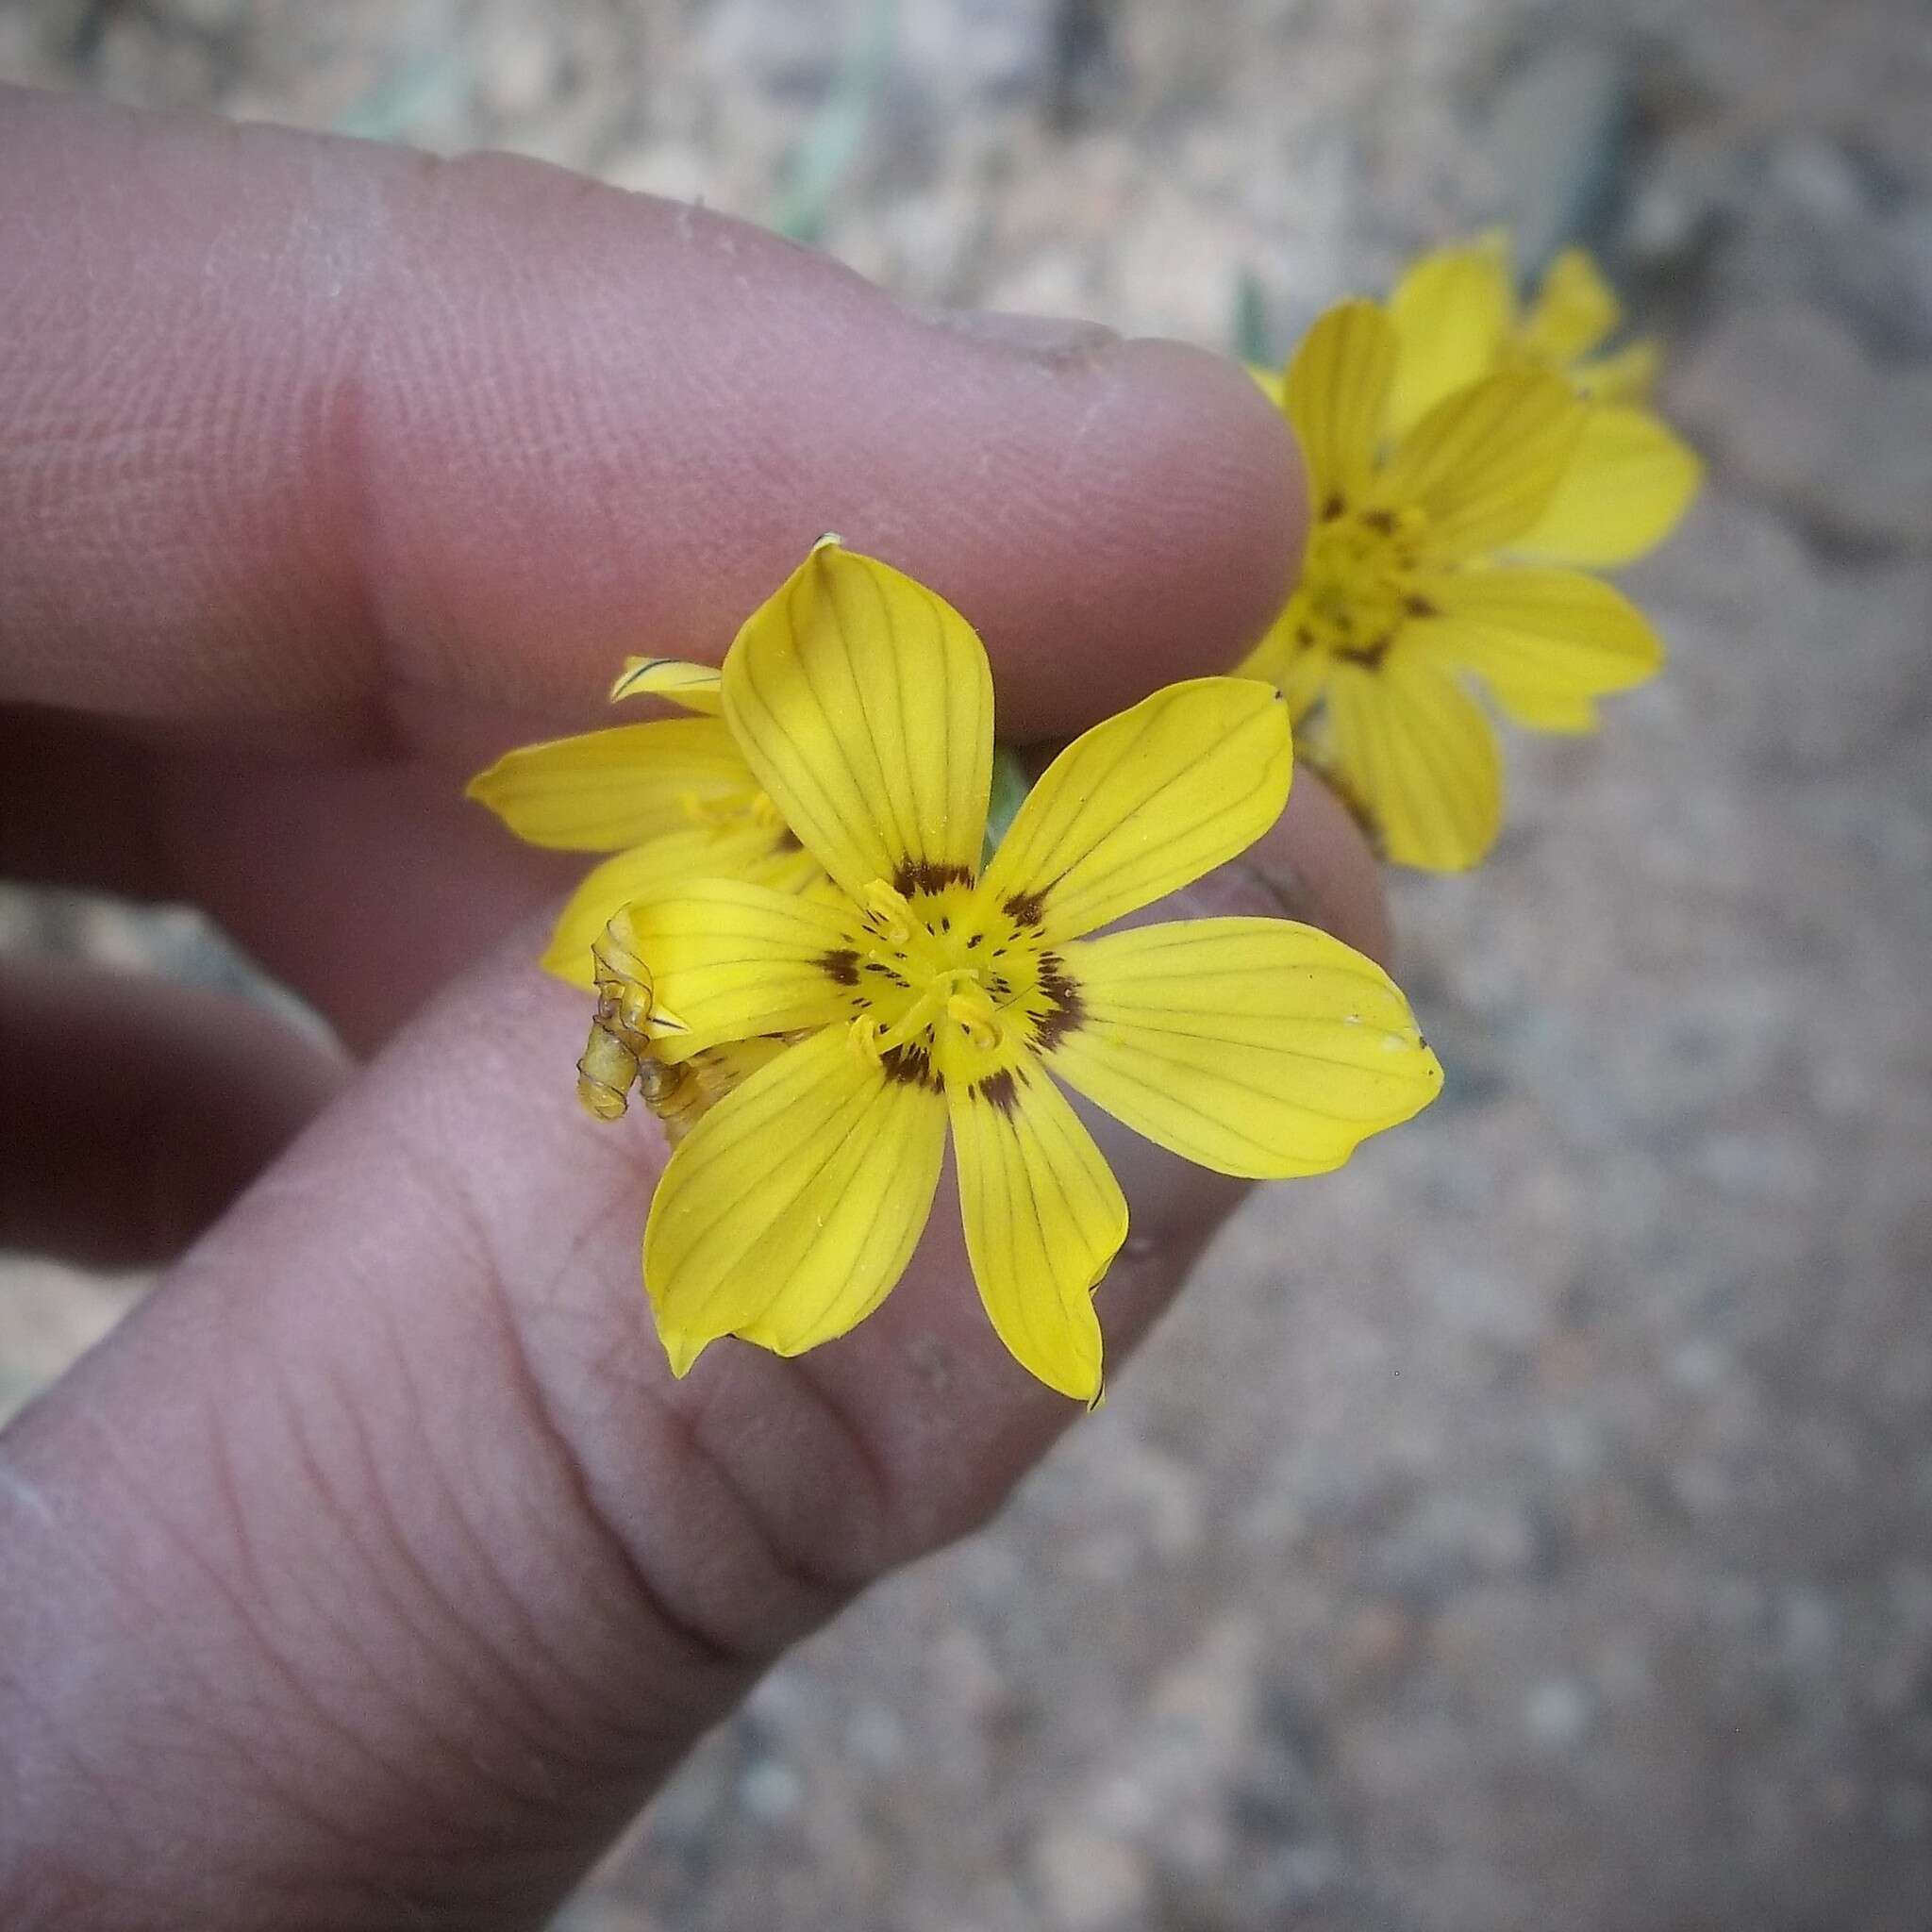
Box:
[4, 3, 1929, 1927]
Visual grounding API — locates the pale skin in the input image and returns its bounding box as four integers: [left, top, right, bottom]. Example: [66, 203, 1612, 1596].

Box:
[0, 86, 1390, 1928]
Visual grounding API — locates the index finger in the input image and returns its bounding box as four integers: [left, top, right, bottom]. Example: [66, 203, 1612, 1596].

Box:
[0, 86, 1304, 745]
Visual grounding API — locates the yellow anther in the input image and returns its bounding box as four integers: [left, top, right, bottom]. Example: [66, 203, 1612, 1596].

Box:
[945, 985, 1002, 1054]
[862, 878, 914, 945]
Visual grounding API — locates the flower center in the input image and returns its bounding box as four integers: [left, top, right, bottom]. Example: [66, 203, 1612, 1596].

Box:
[1291, 504, 1430, 664]
[847, 880, 1008, 1063]
[835, 879, 1085, 1091]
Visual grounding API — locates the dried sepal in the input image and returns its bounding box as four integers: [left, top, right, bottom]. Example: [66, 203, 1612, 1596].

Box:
[650, 1035, 801, 1147]
[576, 923, 676, 1122]
[577, 919, 799, 1143]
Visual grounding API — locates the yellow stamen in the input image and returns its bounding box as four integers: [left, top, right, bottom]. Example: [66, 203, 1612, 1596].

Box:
[861, 878, 914, 945]
[946, 983, 1003, 1054]
[870, 977, 954, 1055]
[845, 964, 1006, 1063]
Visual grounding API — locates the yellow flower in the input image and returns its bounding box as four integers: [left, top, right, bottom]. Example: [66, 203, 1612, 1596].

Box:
[1241, 300, 1667, 871]
[466, 658, 825, 987]
[614, 538, 1442, 1403]
[1387, 233, 1702, 566]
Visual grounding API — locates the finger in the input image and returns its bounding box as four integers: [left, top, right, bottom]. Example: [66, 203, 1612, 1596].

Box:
[0, 931, 1223, 1923]
[0, 84, 1303, 751]
[1237, 763, 1393, 968]
[0, 956, 348, 1266]
[0, 820, 1376, 1924]
[0, 698, 592, 1055]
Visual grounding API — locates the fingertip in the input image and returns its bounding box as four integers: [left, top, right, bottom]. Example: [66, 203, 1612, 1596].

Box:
[356, 152, 1306, 739]
[963, 332, 1307, 737]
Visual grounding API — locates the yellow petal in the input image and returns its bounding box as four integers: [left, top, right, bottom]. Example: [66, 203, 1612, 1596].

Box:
[1237, 602, 1330, 721]
[1521, 246, 1621, 366]
[540, 823, 817, 988]
[1246, 361, 1285, 408]
[722, 540, 992, 901]
[1408, 567, 1661, 720]
[1376, 370, 1584, 562]
[465, 718, 751, 852]
[608, 879, 860, 1060]
[1386, 235, 1515, 436]
[1284, 300, 1400, 512]
[978, 677, 1292, 942]
[1489, 684, 1600, 734]
[949, 1061, 1126, 1404]
[1322, 653, 1503, 871]
[1049, 917, 1442, 1177]
[1570, 339, 1657, 405]
[1510, 404, 1703, 567]
[644, 1025, 946, 1374]
[609, 657, 724, 715]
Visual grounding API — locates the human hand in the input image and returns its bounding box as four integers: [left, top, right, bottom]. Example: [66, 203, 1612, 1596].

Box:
[0, 86, 1385, 1927]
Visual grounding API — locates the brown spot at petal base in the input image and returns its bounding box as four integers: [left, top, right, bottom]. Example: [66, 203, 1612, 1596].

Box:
[818, 948, 860, 986]
[880, 1042, 941, 1091]
[1003, 889, 1048, 930]
[893, 858, 974, 897]
[1034, 952, 1088, 1054]
[975, 1068, 1021, 1115]
[1035, 1009, 1084, 1055]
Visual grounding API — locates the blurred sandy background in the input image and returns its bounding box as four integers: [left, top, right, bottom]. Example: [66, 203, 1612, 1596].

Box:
[3, 3, 1930, 1927]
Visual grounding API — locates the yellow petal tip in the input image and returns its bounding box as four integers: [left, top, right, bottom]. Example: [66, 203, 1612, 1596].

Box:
[1029, 1352, 1104, 1407]
[463, 762, 506, 808]
[660, 1329, 707, 1379]
[607, 656, 727, 712]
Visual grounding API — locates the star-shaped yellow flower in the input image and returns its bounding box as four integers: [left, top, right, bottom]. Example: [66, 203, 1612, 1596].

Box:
[1241, 299, 1668, 871]
[612, 538, 1442, 1402]
[467, 658, 825, 985]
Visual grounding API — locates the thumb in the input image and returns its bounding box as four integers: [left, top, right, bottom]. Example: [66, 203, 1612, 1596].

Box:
[0, 779, 1377, 1930]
